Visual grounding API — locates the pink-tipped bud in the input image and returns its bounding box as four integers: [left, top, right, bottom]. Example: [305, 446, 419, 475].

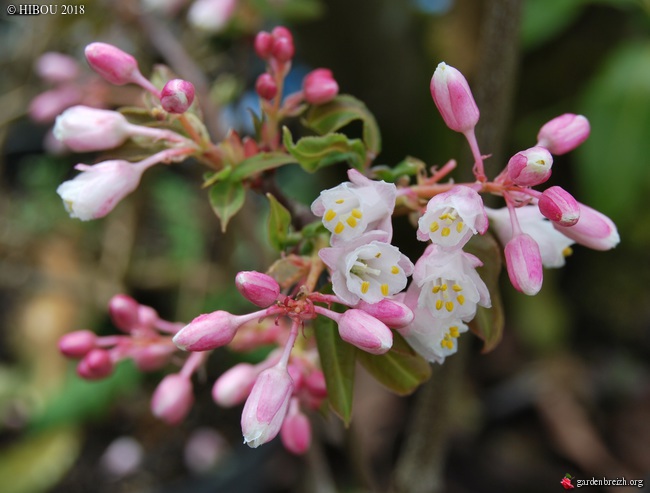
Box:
[430, 62, 480, 134]
[35, 52, 80, 84]
[59, 330, 97, 358]
[255, 73, 278, 101]
[271, 36, 295, 63]
[303, 68, 339, 105]
[337, 309, 393, 355]
[151, 374, 194, 425]
[241, 366, 294, 448]
[554, 203, 620, 251]
[235, 271, 280, 307]
[538, 186, 580, 226]
[109, 294, 141, 332]
[537, 113, 590, 155]
[506, 146, 553, 187]
[53, 106, 131, 152]
[271, 26, 293, 43]
[280, 399, 311, 455]
[160, 79, 195, 113]
[254, 31, 274, 60]
[172, 310, 243, 351]
[504, 234, 543, 296]
[77, 348, 114, 380]
[132, 344, 176, 371]
[85, 42, 143, 86]
[355, 299, 414, 328]
[212, 363, 258, 407]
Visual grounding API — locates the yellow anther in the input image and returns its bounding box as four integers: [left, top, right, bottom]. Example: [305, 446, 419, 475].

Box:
[449, 326, 459, 338]
[381, 284, 389, 296]
[563, 246, 573, 257]
[445, 301, 454, 312]
[441, 284, 448, 291]
[361, 281, 370, 294]
[446, 339, 454, 349]
[536, 159, 546, 165]
[456, 222, 464, 233]
[435, 300, 443, 310]
[439, 213, 449, 220]
[452, 284, 462, 292]
[432, 285, 441, 294]
[457, 295, 465, 305]
[351, 208, 363, 219]
[441, 227, 451, 237]
[391, 266, 399, 275]
[375, 252, 382, 258]
[335, 199, 344, 204]
[324, 209, 336, 222]
[346, 217, 358, 228]
[334, 222, 345, 234]
[430, 222, 439, 233]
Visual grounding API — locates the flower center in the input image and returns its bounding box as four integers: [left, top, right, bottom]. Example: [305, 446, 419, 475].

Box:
[429, 207, 465, 239]
[430, 278, 465, 313]
[440, 325, 461, 349]
[323, 196, 364, 235]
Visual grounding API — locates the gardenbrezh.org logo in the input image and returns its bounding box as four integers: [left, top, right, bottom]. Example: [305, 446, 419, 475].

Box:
[561, 473, 645, 489]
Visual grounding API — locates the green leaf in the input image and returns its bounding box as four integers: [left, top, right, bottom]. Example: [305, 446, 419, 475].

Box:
[464, 233, 505, 353]
[209, 178, 246, 232]
[282, 127, 366, 172]
[232, 152, 298, 181]
[266, 193, 299, 251]
[357, 332, 431, 395]
[313, 315, 356, 426]
[305, 94, 382, 159]
[371, 156, 425, 183]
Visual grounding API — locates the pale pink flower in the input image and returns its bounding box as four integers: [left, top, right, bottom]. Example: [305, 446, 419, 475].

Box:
[430, 62, 479, 134]
[187, 0, 237, 33]
[212, 363, 259, 407]
[537, 113, 590, 155]
[553, 203, 620, 251]
[35, 52, 80, 84]
[151, 374, 194, 425]
[336, 308, 393, 355]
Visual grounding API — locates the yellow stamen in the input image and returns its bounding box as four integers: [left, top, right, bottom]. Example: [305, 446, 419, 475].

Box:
[456, 222, 464, 233]
[563, 246, 573, 257]
[430, 222, 439, 233]
[439, 213, 450, 220]
[432, 285, 441, 294]
[335, 199, 344, 204]
[391, 266, 399, 274]
[441, 227, 451, 237]
[441, 284, 448, 291]
[435, 300, 443, 310]
[351, 208, 363, 219]
[361, 281, 370, 294]
[457, 295, 465, 305]
[445, 301, 454, 312]
[324, 209, 336, 222]
[449, 326, 459, 338]
[452, 284, 462, 292]
[346, 217, 357, 227]
[334, 222, 344, 234]
[445, 339, 454, 349]
[381, 284, 389, 296]
[375, 252, 382, 258]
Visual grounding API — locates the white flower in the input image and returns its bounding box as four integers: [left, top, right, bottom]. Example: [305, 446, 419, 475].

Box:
[311, 169, 397, 245]
[187, 0, 237, 33]
[486, 206, 574, 268]
[319, 231, 414, 305]
[417, 185, 488, 249]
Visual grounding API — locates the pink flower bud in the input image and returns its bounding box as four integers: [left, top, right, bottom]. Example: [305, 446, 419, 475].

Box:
[151, 374, 194, 425]
[337, 309, 393, 355]
[137, 305, 160, 330]
[271, 26, 293, 43]
[235, 271, 280, 307]
[29, 86, 82, 124]
[77, 348, 114, 380]
[554, 203, 620, 251]
[132, 344, 176, 371]
[254, 31, 274, 59]
[160, 79, 195, 114]
[85, 42, 141, 86]
[538, 186, 580, 226]
[506, 146, 553, 187]
[304, 370, 327, 399]
[56, 160, 145, 221]
[303, 68, 339, 105]
[537, 113, 590, 155]
[109, 294, 141, 332]
[355, 299, 414, 328]
[241, 366, 294, 448]
[59, 330, 97, 358]
[172, 310, 246, 351]
[504, 233, 543, 296]
[212, 363, 258, 407]
[280, 400, 311, 455]
[271, 36, 295, 63]
[53, 106, 131, 152]
[430, 62, 480, 134]
[35, 52, 80, 84]
[255, 73, 278, 101]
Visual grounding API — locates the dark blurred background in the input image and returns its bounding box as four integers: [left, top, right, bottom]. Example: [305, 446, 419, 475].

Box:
[1, 0, 649, 492]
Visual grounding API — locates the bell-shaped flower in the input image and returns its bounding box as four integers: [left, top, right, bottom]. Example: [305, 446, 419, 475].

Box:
[56, 160, 147, 221]
[241, 366, 294, 448]
[417, 185, 488, 249]
[486, 206, 574, 268]
[411, 244, 490, 322]
[553, 203, 619, 251]
[311, 169, 396, 245]
[319, 231, 414, 305]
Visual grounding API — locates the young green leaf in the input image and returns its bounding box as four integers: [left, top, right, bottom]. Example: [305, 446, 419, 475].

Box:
[282, 127, 366, 172]
[209, 178, 245, 233]
[266, 193, 299, 251]
[232, 152, 298, 181]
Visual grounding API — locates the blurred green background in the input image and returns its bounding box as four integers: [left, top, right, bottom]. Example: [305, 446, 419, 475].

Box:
[1, 0, 649, 492]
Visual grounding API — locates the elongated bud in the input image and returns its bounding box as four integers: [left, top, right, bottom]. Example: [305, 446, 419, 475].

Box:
[537, 113, 590, 155]
[337, 309, 393, 355]
[59, 330, 97, 358]
[430, 62, 479, 133]
[29, 86, 82, 124]
[241, 366, 294, 448]
[235, 271, 280, 307]
[109, 294, 141, 332]
[255, 73, 278, 101]
[54, 106, 131, 152]
[507, 146, 553, 187]
[132, 344, 176, 371]
[151, 374, 194, 425]
[504, 234, 543, 296]
[173, 310, 248, 351]
[538, 186, 580, 226]
[303, 68, 339, 105]
[160, 79, 195, 114]
[35, 52, 79, 84]
[355, 299, 414, 328]
[254, 31, 274, 59]
[85, 42, 141, 86]
[212, 363, 258, 407]
[77, 348, 114, 380]
[304, 370, 327, 399]
[280, 399, 311, 455]
[554, 203, 620, 251]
